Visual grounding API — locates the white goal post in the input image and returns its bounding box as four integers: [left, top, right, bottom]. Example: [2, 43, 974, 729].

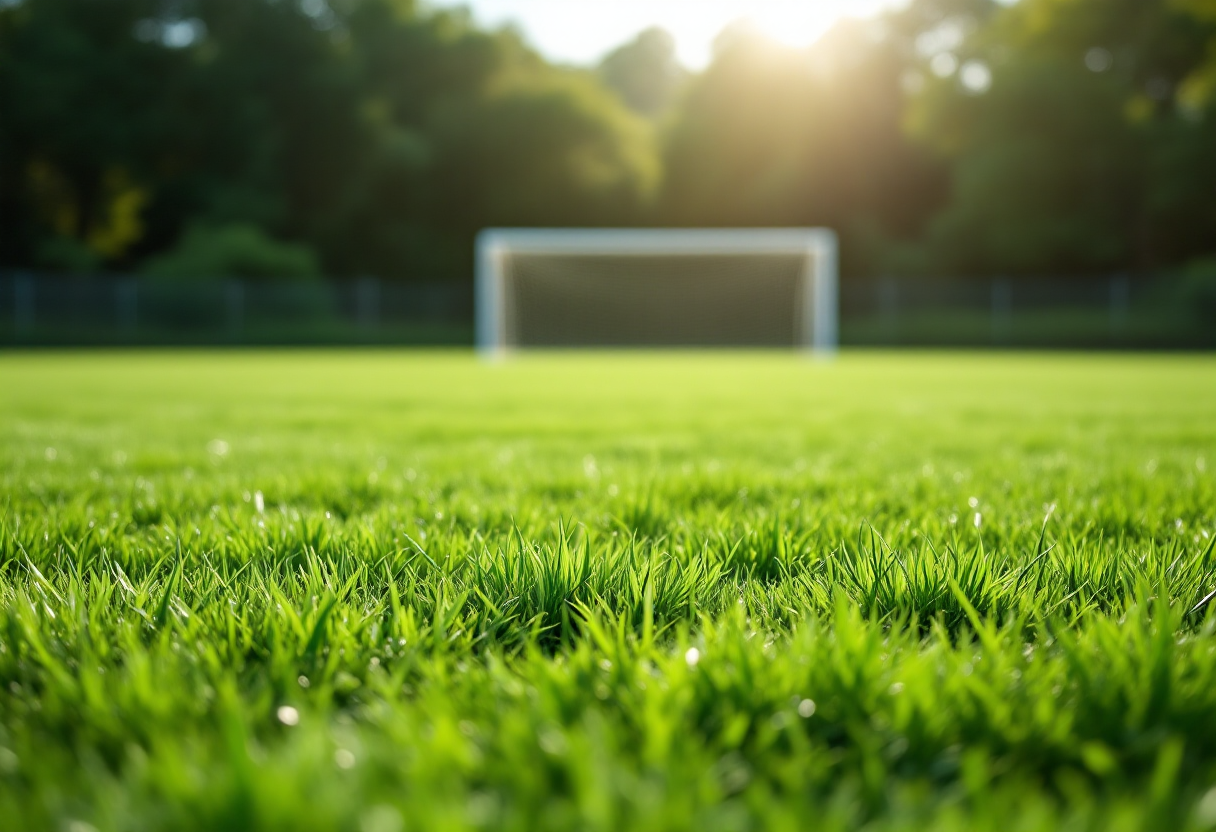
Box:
[475, 228, 838, 355]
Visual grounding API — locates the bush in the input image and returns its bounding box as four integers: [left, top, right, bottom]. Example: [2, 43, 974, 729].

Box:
[1177, 257, 1216, 324]
[142, 224, 320, 281]
[34, 236, 101, 273]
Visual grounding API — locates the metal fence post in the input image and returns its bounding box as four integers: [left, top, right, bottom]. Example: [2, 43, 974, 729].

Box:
[226, 281, 244, 340]
[356, 276, 380, 334]
[1109, 273, 1130, 338]
[991, 278, 1012, 344]
[14, 272, 34, 340]
[879, 276, 899, 342]
[117, 278, 138, 337]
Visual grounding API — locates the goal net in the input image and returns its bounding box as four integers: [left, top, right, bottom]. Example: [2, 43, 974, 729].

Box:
[475, 229, 837, 355]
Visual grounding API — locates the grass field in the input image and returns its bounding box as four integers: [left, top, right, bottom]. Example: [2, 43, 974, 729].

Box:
[2, 350, 1216, 831]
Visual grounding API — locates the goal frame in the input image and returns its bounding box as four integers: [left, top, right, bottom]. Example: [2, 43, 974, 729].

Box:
[475, 228, 838, 356]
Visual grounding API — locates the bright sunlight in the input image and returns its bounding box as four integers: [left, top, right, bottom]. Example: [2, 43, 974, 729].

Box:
[434, 0, 908, 67]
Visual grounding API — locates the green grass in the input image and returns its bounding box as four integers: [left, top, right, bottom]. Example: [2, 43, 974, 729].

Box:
[2, 350, 1216, 831]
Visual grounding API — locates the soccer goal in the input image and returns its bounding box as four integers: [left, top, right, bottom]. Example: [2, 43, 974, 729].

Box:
[475, 228, 837, 355]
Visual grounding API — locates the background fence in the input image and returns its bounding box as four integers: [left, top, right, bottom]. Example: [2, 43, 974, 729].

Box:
[0, 273, 474, 346]
[838, 274, 1211, 348]
[1, 271, 1210, 348]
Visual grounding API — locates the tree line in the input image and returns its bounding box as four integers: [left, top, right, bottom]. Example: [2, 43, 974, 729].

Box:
[2, 0, 1214, 281]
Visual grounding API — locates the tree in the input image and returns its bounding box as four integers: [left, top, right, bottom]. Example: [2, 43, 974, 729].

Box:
[0, 0, 659, 280]
[326, 2, 658, 278]
[657, 21, 949, 276]
[0, 0, 192, 269]
[141, 223, 320, 280]
[3, 0, 1214, 283]
[904, 0, 1216, 274]
[598, 27, 687, 117]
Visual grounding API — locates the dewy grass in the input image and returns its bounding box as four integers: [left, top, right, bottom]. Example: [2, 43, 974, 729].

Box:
[1, 350, 1215, 831]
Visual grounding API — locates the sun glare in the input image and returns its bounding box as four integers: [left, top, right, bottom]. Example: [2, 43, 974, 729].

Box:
[742, 4, 858, 48]
[641, 0, 906, 63]
[437, 0, 909, 68]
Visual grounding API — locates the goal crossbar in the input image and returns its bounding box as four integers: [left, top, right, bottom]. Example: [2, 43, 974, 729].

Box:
[476, 228, 838, 355]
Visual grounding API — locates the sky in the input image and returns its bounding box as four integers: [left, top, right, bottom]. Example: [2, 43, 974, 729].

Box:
[428, 0, 911, 69]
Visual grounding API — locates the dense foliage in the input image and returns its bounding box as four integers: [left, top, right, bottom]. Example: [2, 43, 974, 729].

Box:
[1, 0, 1215, 279]
[2, 352, 1216, 829]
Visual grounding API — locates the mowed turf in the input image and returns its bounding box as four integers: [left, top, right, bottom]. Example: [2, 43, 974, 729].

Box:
[2, 350, 1216, 831]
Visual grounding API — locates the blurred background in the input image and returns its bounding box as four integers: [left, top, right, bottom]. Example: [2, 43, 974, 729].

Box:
[1, 0, 1214, 348]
